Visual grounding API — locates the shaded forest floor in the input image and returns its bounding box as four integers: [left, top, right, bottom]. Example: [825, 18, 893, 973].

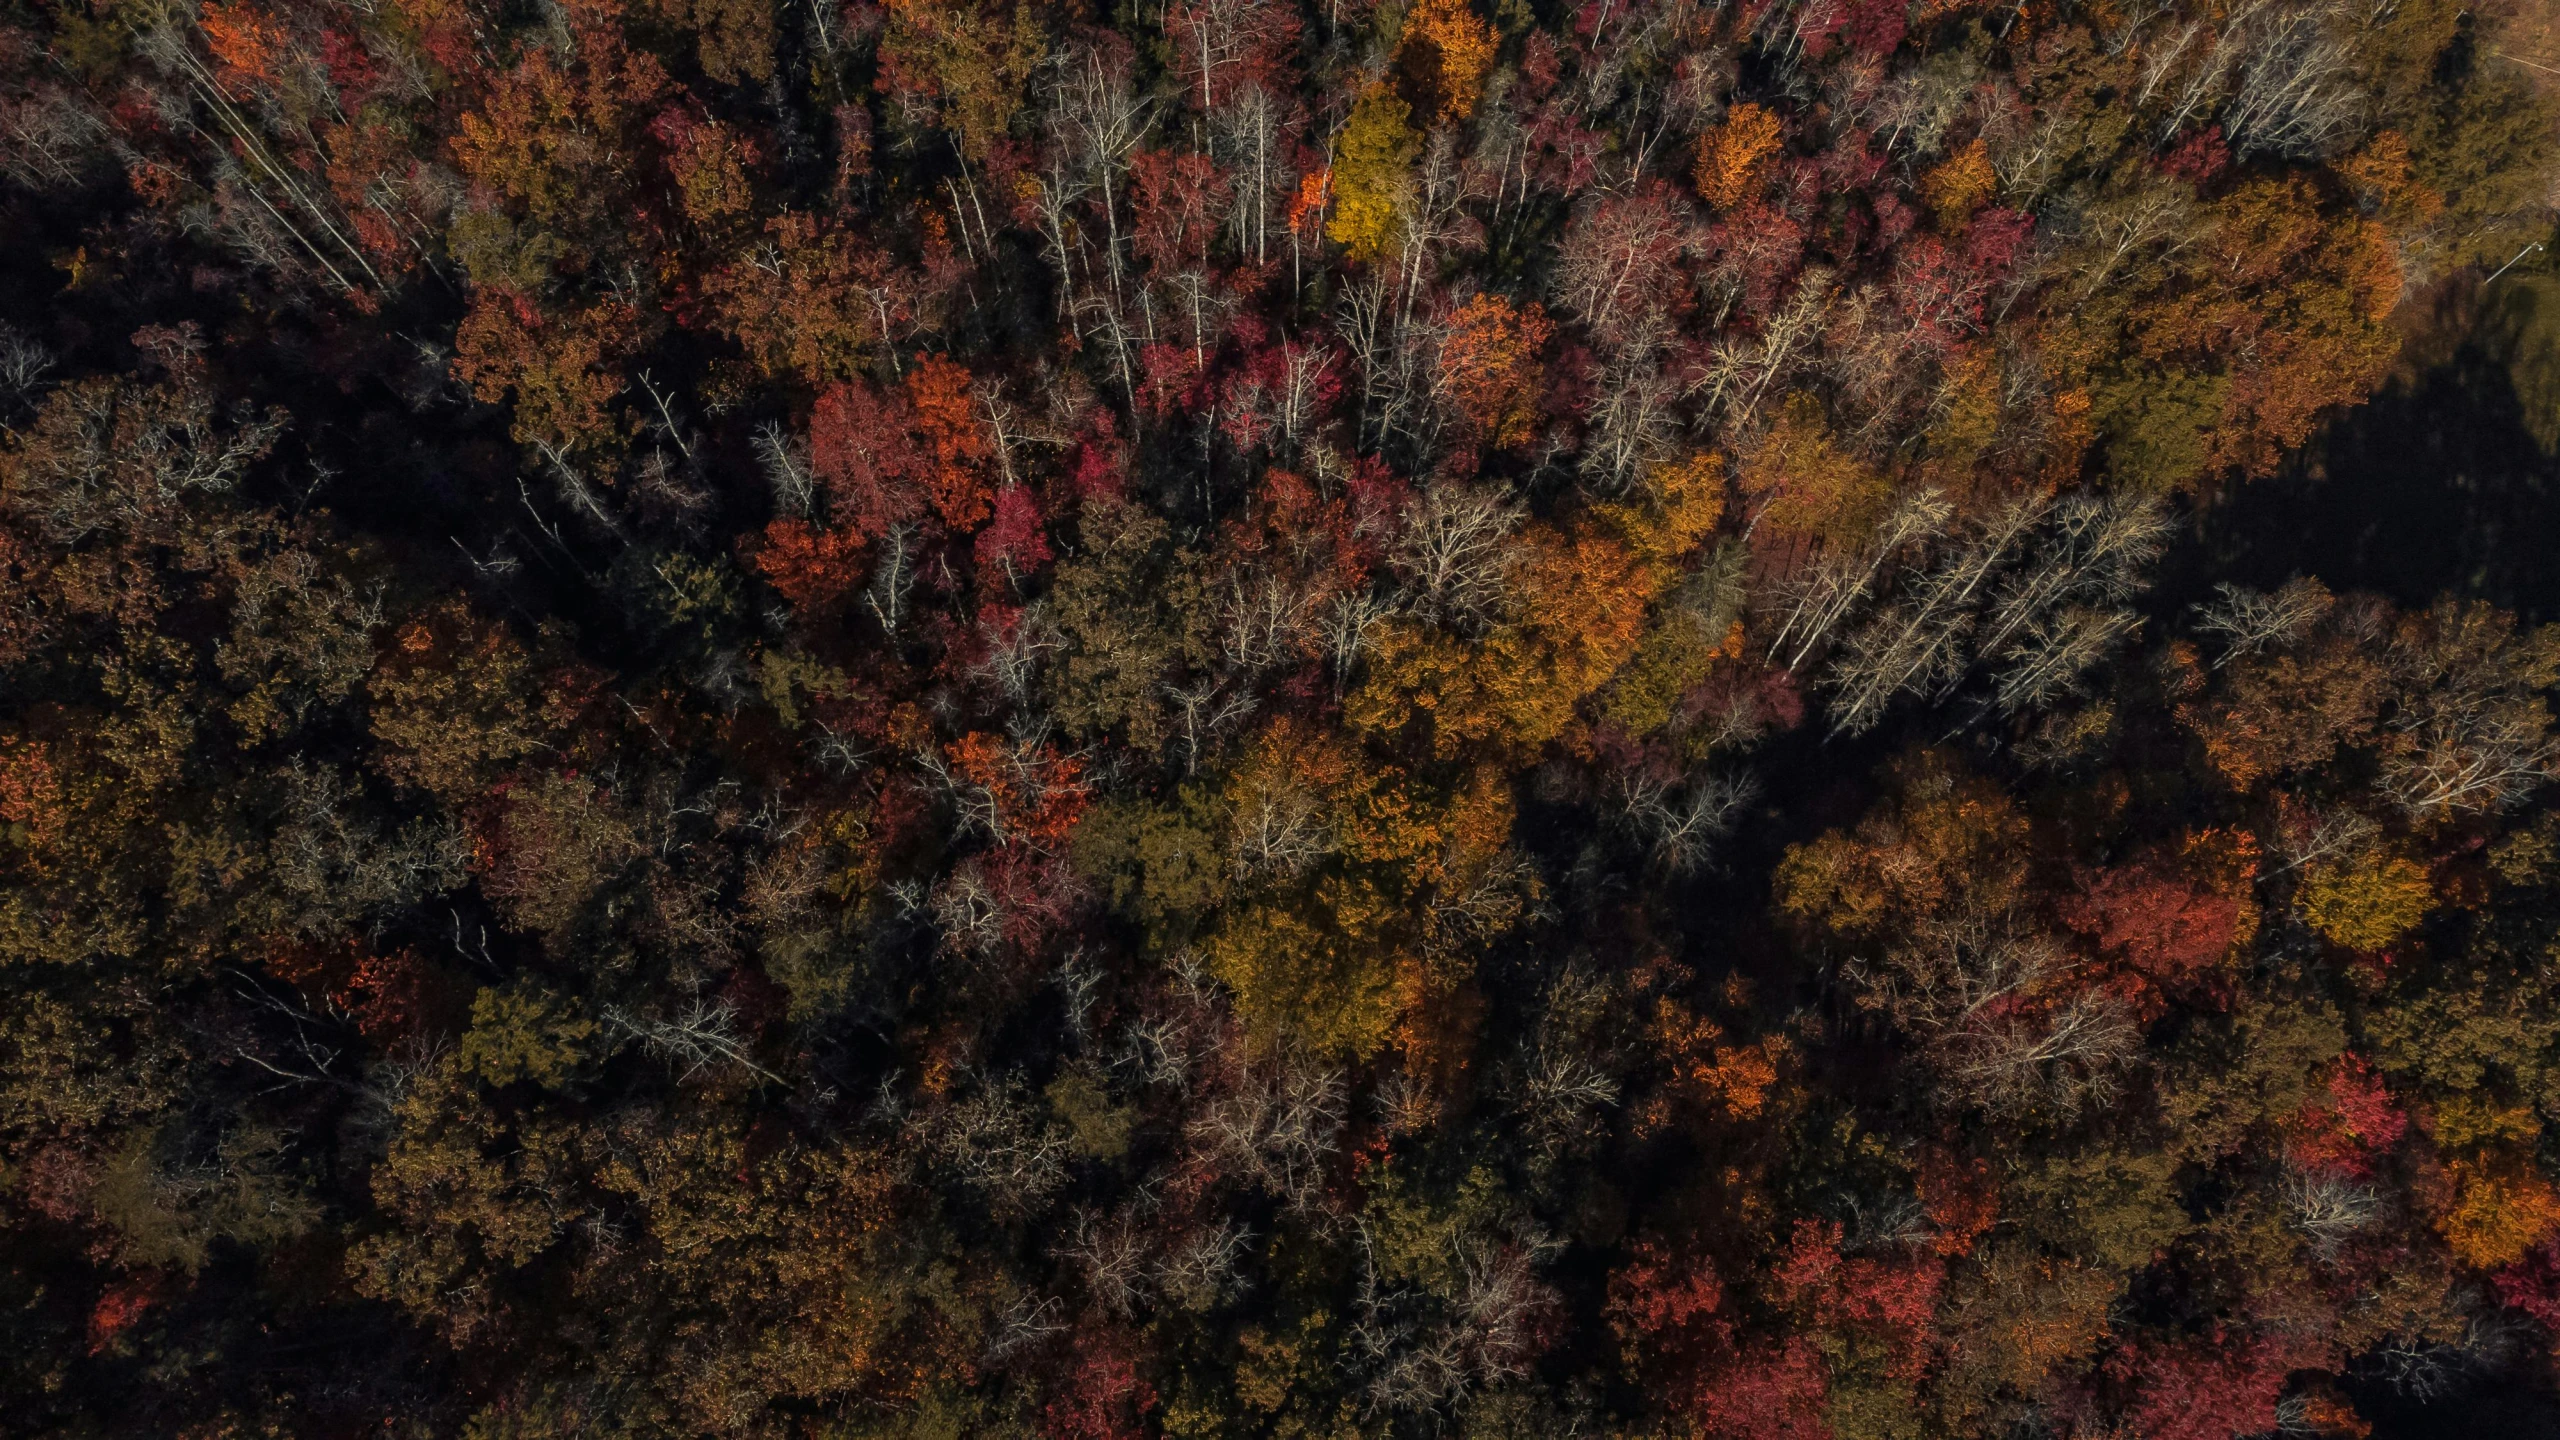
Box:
[2171, 264, 2560, 627]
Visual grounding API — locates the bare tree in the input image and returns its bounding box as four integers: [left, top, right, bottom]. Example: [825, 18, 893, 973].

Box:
[2219, 0, 2363, 160]
[2194, 577, 2333, 667]
[1852, 899, 2139, 1120]
[752, 420, 815, 518]
[604, 998, 781, 1083]
[1450, 1243, 1548, 1389]
[1691, 268, 1836, 426]
[2379, 603, 2560, 817]
[1956, 491, 2171, 719]
[1374, 1068, 1441, 1137]
[1348, 1227, 1557, 1416]
[1053, 949, 1107, 1043]
[1214, 80, 1289, 267]
[1029, 143, 1097, 331]
[1518, 1044, 1620, 1168]
[1340, 272, 1439, 456]
[0, 323, 53, 405]
[1044, 41, 1154, 306]
[1973, 492, 2170, 668]
[1156, 1216, 1255, 1311]
[920, 1074, 1072, 1216]
[1983, 105, 2074, 210]
[1393, 483, 1524, 632]
[0, 84, 118, 190]
[1219, 566, 1315, 675]
[1061, 1204, 1157, 1317]
[1425, 847, 1546, 958]
[1767, 485, 1954, 674]
[2134, 0, 2363, 158]
[266, 761, 466, 934]
[1766, 547, 1883, 677]
[2268, 803, 2381, 876]
[1270, 343, 1335, 455]
[1389, 131, 1487, 332]
[1188, 1052, 1347, 1213]
[1939, 984, 2139, 1120]
[973, 608, 1059, 710]
[1580, 330, 1683, 494]
[1772, 484, 2163, 732]
[865, 522, 917, 635]
[1164, 676, 1259, 775]
[2284, 1168, 2380, 1259]
[985, 1294, 1067, 1362]
[1618, 769, 1758, 874]
[1117, 1010, 1197, 1093]
[2364, 1312, 2533, 1404]
[2065, 177, 2198, 300]
[131, 14, 392, 295]
[1862, 48, 1984, 158]
[1841, 1191, 1934, 1253]
[1550, 192, 1692, 340]
[8, 376, 286, 545]
[928, 863, 1005, 960]
[1232, 781, 1334, 882]
[1824, 493, 2049, 734]
[1989, 604, 2146, 716]
[1321, 589, 1394, 695]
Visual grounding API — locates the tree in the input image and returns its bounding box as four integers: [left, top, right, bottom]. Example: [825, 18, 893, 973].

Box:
[1694, 102, 1783, 211]
[1739, 393, 1891, 545]
[2118, 1332, 2295, 1440]
[1917, 138, 1997, 231]
[2297, 851, 2433, 952]
[453, 294, 639, 453]
[751, 519, 870, 614]
[1436, 293, 1553, 450]
[472, 769, 641, 946]
[877, 0, 1047, 163]
[651, 0, 777, 85]
[1396, 0, 1498, 125]
[1351, 518, 1653, 758]
[367, 601, 544, 807]
[2056, 859, 2242, 998]
[1046, 500, 1215, 749]
[703, 214, 886, 384]
[2443, 1157, 2560, 1269]
[903, 354, 998, 530]
[1328, 87, 1420, 262]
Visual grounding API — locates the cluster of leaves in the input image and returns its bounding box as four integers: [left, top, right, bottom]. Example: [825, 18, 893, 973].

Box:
[2, 0, 2560, 1434]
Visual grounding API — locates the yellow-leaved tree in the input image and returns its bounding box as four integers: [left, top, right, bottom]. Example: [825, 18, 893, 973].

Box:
[1202, 722, 1526, 1059]
[1596, 454, 1742, 739]
[2298, 851, 2434, 951]
[2443, 1156, 2560, 1268]
[1739, 393, 1891, 545]
[1349, 519, 1654, 759]
[1327, 86, 1420, 262]
[1919, 138, 1998, 231]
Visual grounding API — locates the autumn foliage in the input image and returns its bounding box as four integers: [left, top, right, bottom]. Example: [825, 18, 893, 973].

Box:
[5, 0, 2560, 1434]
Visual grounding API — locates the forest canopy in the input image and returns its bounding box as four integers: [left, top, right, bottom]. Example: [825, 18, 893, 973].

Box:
[5, 0, 2560, 1434]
